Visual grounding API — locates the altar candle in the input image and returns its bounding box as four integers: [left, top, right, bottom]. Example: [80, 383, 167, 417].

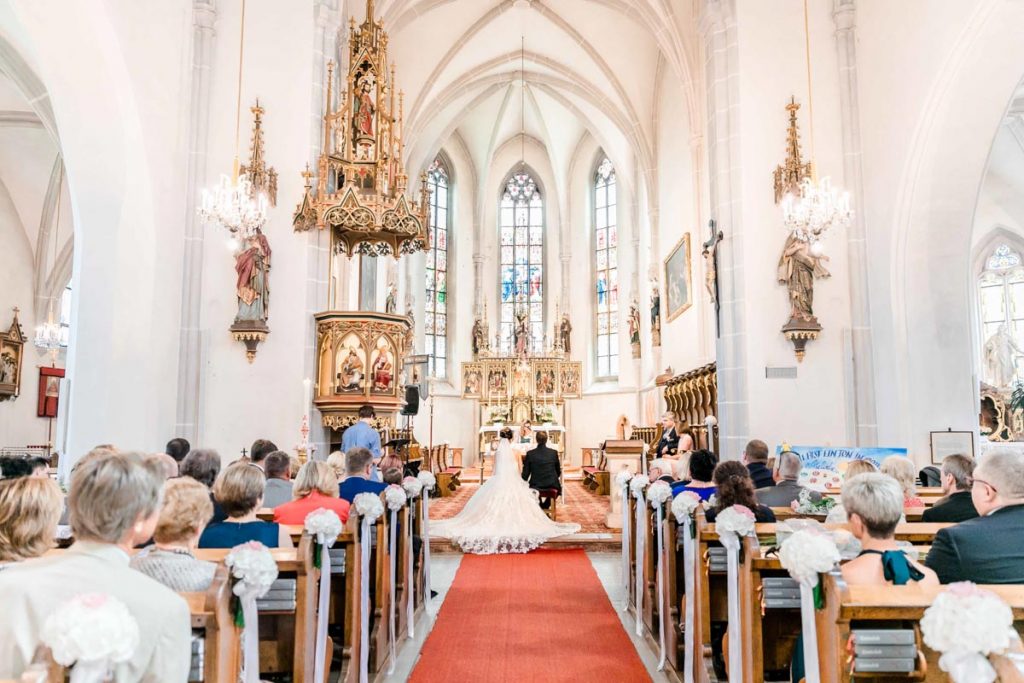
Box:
[303, 378, 312, 423]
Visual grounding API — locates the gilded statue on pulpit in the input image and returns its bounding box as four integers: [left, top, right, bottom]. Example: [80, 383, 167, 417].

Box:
[370, 337, 395, 394]
[336, 339, 365, 393]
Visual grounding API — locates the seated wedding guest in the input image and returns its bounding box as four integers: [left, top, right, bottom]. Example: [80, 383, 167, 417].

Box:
[673, 452, 692, 484]
[199, 463, 292, 549]
[26, 457, 50, 477]
[756, 450, 820, 508]
[165, 437, 191, 464]
[261, 451, 293, 509]
[825, 460, 879, 523]
[131, 477, 216, 591]
[655, 411, 693, 460]
[326, 450, 346, 481]
[742, 439, 775, 489]
[648, 458, 676, 485]
[0, 451, 191, 681]
[288, 454, 302, 479]
[925, 449, 1024, 584]
[342, 406, 383, 481]
[148, 452, 180, 480]
[790, 473, 937, 683]
[705, 461, 776, 523]
[0, 476, 63, 565]
[880, 455, 924, 507]
[339, 447, 388, 502]
[922, 453, 979, 523]
[0, 456, 33, 480]
[274, 461, 350, 525]
[180, 448, 226, 523]
[249, 438, 278, 470]
[673, 449, 717, 500]
[383, 467, 403, 485]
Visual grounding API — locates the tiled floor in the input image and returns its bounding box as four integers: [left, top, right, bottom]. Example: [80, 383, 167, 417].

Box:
[381, 551, 669, 682]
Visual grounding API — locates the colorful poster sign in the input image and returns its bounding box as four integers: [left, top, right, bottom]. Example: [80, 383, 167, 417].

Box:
[777, 445, 909, 491]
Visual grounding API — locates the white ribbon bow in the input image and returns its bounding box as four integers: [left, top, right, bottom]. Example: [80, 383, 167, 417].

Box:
[681, 517, 696, 683]
[719, 533, 743, 682]
[313, 533, 334, 683]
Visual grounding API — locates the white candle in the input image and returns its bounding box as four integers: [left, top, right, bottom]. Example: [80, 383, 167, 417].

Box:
[303, 378, 312, 424]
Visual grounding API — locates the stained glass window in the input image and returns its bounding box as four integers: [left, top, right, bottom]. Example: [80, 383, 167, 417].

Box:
[499, 170, 543, 353]
[425, 159, 449, 378]
[594, 157, 618, 378]
[979, 243, 1024, 383]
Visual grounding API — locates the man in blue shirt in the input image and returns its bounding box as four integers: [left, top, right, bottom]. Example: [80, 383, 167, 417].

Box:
[342, 405, 382, 481]
[339, 447, 387, 502]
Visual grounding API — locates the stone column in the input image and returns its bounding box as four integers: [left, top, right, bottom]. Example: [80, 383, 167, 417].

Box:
[833, 0, 878, 446]
[174, 0, 218, 444]
[700, 0, 749, 459]
[304, 0, 340, 458]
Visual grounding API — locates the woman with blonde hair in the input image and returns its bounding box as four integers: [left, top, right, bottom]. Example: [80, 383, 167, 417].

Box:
[131, 477, 217, 591]
[273, 460, 351, 525]
[326, 450, 347, 481]
[199, 462, 293, 548]
[0, 477, 63, 565]
[880, 455, 924, 508]
[825, 459, 880, 523]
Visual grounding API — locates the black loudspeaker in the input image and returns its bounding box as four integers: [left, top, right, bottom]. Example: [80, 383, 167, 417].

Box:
[401, 385, 420, 416]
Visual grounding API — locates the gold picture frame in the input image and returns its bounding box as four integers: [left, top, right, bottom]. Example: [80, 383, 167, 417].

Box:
[461, 362, 483, 399]
[664, 233, 693, 322]
[484, 360, 511, 402]
[0, 308, 27, 402]
[533, 361, 558, 398]
[559, 361, 582, 398]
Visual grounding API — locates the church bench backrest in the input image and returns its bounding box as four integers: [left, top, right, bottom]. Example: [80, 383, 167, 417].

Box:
[180, 563, 241, 683]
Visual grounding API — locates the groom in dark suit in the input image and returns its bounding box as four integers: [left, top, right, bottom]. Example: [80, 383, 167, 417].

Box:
[522, 431, 562, 509]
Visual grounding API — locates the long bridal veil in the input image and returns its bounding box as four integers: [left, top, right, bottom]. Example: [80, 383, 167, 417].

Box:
[430, 438, 580, 554]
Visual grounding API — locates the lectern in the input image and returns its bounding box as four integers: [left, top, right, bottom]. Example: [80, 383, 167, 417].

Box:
[603, 439, 645, 528]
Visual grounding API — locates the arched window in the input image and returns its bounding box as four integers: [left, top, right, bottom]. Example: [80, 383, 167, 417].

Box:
[425, 159, 449, 379]
[593, 157, 618, 378]
[499, 170, 543, 353]
[978, 242, 1024, 384]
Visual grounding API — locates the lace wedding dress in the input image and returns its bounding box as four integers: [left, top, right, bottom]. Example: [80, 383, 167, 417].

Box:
[431, 438, 580, 554]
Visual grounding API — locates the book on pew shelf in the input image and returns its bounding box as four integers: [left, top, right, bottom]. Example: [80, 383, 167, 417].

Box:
[263, 588, 298, 599]
[852, 644, 918, 659]
[257, 599, 298, 611]
[761, 577, 799, 587]
[850, 629, 916, 645]
[763, 587, 802, 599]
[764, 598, 802, 609]
[853, 657, 916, 673]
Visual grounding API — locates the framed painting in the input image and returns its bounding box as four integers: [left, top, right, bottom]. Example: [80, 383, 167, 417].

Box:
[559, 362, 582, 398]
[484, 361, 511, 402]
[368, 336, 396, 396]
[461, 362, 483, 399]
[38, 366, 65, 417]
[0, 308, 26, 402]
[664, 233, 693, 322]
[929, 430, 975, 464]
[534, 361, 558, 399]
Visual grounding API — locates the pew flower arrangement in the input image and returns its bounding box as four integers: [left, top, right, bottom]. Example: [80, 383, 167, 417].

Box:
[629, 473, 649, 499]
[777, 528, 841, 606]
[305, 508, 343, 568]
[671, 490, 701, 523]
[646, 480, 672, 507]
[790, 488, 837, 515]
[614, 468, 632, 490]
[41, 593, 139, 683]
[402, 475, 423, 499]
[385, 484, 408, 510]
[417, 470, 437, 493]
[225, 541, 279, 626]
[921, 582, 1016, 683]
[353, 491, 385, 522]
[714, 504, 756, 538]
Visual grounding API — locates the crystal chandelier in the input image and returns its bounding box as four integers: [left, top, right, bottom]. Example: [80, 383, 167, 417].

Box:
[781, 175, 852, 244]
[35, 165, 67, 360]
[198, 0, 268, 238]
[777, 0, 854, 246]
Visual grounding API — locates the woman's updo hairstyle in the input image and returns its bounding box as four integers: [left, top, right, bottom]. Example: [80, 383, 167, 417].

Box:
[712, 460, 759, 512]
[500, 427, 514, 440]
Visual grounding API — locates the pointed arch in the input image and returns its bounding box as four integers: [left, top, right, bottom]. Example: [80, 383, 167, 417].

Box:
[498, 164, 545, 353]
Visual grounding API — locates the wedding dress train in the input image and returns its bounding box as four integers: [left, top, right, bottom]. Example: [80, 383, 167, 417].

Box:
[430, 438, 580, 554]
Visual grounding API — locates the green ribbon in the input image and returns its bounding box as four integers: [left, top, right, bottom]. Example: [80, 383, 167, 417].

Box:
[232, 595, 245, 628]
[313, 541, 323, 570]
[812, 581, 823, 610]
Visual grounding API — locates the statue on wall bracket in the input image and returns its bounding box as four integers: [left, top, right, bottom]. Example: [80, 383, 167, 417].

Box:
[777, 234, 830, 362]
[628, 300, 641, 359]
[649, 274, 662, 348]
[230, 102, 277, 363]
[559, 313, 572, 356]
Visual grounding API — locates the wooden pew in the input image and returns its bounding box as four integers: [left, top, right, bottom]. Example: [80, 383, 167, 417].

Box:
[771, 507, 929, 523]
[813, 572, 1024, 682]
[182, 564, 242, 682]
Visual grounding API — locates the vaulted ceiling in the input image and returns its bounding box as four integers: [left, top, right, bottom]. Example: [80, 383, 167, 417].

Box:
[378, 0, 699, 196]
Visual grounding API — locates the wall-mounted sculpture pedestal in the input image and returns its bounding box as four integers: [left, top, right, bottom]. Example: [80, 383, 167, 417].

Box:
[782, 317, 821, 362]
[231, 319, 269, 363]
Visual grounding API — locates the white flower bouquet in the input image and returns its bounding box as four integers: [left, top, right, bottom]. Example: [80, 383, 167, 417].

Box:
[41, 593, 139, 683]
[778, 528, 841, 588]
[225, 541, 279, 599]
[921, 582, 1017, 683]
[714, 504, 756, 539]
[671, 490, 702, 524]
[629, 473, 649, 499]
[353, 491, 385, 523]
[646, 480, 672, 507]
[614, 468, 632, 490]
[384, 484, 408, 511]
[417, 470, 437, 492]
[304, 508, 343, 568]
[402, 475, 423, 499]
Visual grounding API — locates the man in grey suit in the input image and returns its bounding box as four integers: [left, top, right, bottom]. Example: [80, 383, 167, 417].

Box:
[755, 450, 821, 508]
[262, 450, 294, 508]
[925, 450, 1024, 584]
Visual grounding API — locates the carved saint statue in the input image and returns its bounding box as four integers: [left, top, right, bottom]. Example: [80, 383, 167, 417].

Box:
[559, 314, 572, 355]
[649, 285, 661, 347]
[336, 347, 363, 393]
[353, 77, 375, 140]
[984, 324, 1023, 389]
[513, 310, 530, 357]
[234, 230, 272, 323]
[471, 318, 485, 359]
[628, 301, 641, 358]
[777, 234, 830, 323]
[372, 350, 393, 392]
[385, 283, 397, 314]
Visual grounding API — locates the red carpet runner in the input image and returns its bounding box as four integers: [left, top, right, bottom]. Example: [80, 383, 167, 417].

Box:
[409, 549, 651, 682]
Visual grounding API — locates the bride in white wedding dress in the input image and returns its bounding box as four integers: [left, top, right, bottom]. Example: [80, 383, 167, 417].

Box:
[431, 428, 580, 554]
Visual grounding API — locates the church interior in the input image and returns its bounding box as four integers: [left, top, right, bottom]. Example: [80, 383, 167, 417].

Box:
[3, 0, 1024, 681]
